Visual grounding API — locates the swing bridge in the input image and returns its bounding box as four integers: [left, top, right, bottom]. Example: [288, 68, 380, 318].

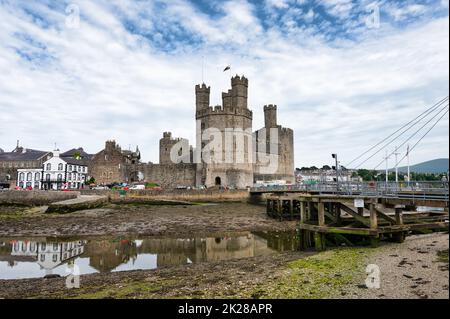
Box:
[251, 181, 449, 251]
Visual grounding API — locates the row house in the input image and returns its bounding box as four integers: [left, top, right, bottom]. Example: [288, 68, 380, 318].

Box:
[17, 150, 89, 190]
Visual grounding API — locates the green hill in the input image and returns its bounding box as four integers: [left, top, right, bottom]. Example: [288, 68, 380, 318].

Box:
[397, 158, 449, 174]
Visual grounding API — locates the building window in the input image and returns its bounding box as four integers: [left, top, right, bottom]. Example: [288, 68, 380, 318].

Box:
[53, 254, 58, 262]
[19, 172, 24, 181]
[53, 243, 58, 251]
[35, 172, 40, 181]
[46, 163, 51, 171]
[68, 174, 72, 181]
[34, 181, 39, 189]
[19, 182, 24, 188]
[57, 174, 62, 181]
[82, 166, 86, 173]
[68, 165, 72, 171]
[26, 172, 32, 181]
[26, 182, 31, 188]
[40, 254, 45, 262]
[58, 163, 63, 171]
[46, 174, 50, 181]
[78, 166, 81, 172]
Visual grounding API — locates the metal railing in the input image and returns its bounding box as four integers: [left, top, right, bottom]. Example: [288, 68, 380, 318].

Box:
[251, 181, 449, 201]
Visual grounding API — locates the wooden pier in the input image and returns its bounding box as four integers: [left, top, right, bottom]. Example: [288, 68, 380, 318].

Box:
[266, 194, 449, 251]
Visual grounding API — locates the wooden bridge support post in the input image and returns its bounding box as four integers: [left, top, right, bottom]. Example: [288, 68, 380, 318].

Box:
[314, 232, 326, 251]
[395, 205, 404, 225]
[318, 201, 325, 226]
[300, 201, 306, 223]
[278, 199, 282, 221]
[314, 201, 326, 251]
[289, 199, 294, 220]
[369, 202, 378, 229]
[357, 207, 364, 216]
[335, 202, 342, 226]
[394, 205, 405, 243]
[306, 201, 312, 221]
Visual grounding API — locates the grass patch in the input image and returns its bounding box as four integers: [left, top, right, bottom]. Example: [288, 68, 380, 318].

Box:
[0, 206, 43, 220]
[248, 248, 370, 299]
[74, 279, 177, 299]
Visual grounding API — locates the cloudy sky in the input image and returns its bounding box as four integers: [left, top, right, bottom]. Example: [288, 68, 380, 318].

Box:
[0, 0, 448, 169]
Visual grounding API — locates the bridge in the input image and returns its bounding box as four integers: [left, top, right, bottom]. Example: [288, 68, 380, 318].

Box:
[250, 181, 449, 208]
[256, 182, 448, 251]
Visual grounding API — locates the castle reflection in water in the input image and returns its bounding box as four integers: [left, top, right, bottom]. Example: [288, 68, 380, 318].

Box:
[0, 231, 298, 279]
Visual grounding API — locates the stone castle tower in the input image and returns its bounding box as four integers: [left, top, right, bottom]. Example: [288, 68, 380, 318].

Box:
[195, 75, 254, 188]
[159, 132, 191, 164]
[254, 105, 295, 183]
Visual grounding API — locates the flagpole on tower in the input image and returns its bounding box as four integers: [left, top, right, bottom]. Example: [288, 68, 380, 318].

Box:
[201, 55, 204, 84]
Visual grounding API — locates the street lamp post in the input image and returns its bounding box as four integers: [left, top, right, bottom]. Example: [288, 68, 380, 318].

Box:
[332, 153, 339, 192]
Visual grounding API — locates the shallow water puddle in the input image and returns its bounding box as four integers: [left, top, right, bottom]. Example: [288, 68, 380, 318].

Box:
[0, 231, 298, 279]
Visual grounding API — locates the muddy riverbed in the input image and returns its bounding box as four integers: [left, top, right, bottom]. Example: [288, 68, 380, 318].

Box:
[0, 203, 297, 237]
[0, 203, 448, 299]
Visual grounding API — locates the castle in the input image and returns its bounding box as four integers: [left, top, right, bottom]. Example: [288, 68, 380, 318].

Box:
[130, 75, 294, 188]
[1, 76, 295, 189]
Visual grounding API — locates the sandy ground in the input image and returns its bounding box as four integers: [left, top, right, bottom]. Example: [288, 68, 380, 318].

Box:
[356, 232, 449, 299]
[0, 203, 297, 237]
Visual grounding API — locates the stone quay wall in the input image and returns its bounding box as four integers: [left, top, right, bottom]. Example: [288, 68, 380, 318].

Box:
[81, 189, 251, 203]
[0, 190, 79, 206]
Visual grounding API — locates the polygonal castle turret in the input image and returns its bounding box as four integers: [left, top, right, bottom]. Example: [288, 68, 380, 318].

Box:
[195, 83, 210, 112]
[195, 75, 249, 113]
[263, 104, 278, 128]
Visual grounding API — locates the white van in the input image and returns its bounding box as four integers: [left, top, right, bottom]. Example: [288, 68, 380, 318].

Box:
[130, 184, 145, 190]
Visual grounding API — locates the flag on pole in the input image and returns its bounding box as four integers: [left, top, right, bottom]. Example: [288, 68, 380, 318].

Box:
[223, 65, 231, 72]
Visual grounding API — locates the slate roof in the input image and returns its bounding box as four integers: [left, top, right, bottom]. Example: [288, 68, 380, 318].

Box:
[63, 157, 89, 166]
[0, 149, 49, 161]
[60, 148, 93, 160]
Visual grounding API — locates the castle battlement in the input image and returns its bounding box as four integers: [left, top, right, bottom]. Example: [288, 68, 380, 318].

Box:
[280, 127, 294, 135]
[195, 83, 210, 92]
[231, 75, 248, 87]
[263, 104, 277, 111]
[196, 106, 253, 119]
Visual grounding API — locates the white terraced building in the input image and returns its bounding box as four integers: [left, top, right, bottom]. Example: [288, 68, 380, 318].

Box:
[17, 150, 89, 190]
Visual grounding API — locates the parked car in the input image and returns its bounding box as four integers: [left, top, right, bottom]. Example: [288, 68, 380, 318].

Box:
[130, 184, 145, 190]
[92, 185, 108, 190]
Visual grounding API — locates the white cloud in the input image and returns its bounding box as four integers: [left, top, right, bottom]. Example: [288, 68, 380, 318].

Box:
[0, 0, 448, 169]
